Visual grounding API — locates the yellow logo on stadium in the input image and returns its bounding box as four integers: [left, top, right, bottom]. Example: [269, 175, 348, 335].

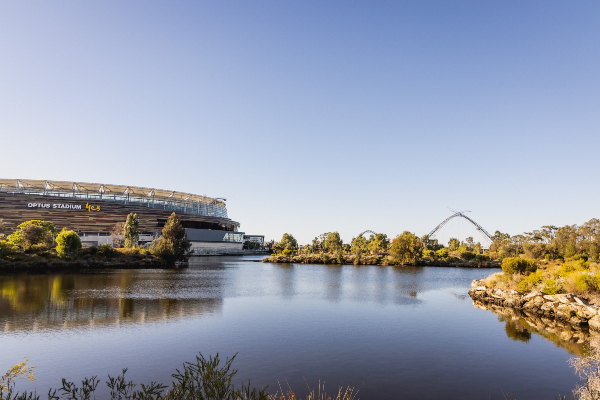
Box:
[85, 203, 101, 212]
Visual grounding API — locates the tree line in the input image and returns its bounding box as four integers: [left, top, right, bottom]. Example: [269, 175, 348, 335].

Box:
[269, 218, 600, 265]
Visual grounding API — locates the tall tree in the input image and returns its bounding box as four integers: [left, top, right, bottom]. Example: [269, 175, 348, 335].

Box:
[389, 231, 423, 265]
[123, 213, 139, 248]
[280, 233, 298, 251]
[152, 212, 191, 265]
[324, 232, 343, 253]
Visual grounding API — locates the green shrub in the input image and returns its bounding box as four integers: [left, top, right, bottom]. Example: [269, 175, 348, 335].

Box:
[542, 278, 561, 295]
[55, 229, 82, 259]
[282, 249, 292, 256]
[501, 257, 536, 274]
[517, 270, 543, 292]
[459, 251, 474, 260]
[7, 220, 57, 247]
[321, 253, 330, 264]
[436, 248, 449, 259]
[423, 249, 435, 258]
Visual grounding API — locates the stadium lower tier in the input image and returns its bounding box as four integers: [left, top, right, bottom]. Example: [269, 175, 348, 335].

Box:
[0, 192, 244, 252]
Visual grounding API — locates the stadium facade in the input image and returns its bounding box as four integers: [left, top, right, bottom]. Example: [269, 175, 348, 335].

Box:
[0, 179, 259, 253]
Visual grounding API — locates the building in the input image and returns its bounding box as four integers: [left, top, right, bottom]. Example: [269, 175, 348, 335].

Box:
[0, 179, 248, 254]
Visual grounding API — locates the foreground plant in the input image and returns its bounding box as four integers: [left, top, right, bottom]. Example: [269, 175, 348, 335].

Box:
[1, 354, 358, 400]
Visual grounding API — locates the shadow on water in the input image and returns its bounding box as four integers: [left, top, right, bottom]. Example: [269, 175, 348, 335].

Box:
[473, 299, 592, 356]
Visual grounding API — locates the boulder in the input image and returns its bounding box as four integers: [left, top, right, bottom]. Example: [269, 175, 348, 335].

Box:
[589, 315, 600, 332]
[523, 291, 543, 301]
[556, 304, 573, 321]
[471, 280, 486, 289]
[573, 296, 591, 307]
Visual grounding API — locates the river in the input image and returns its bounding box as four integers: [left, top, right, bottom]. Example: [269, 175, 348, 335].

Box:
[0, 256, 584, 399]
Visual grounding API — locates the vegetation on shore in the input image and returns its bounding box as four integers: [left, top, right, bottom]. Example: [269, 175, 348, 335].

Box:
[474, 219, 600, 297]
[1, 356, 357, 400]
[267, 219, 600, 269]
[266, 231, 496, 266]
[0, 213, 192, 270]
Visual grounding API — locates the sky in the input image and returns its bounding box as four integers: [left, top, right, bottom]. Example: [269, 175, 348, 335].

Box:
[1, 1, 599, 245]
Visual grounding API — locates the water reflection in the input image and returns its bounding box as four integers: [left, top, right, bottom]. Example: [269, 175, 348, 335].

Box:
[473, 299, 592, 356]
[0, 271, 223, 333]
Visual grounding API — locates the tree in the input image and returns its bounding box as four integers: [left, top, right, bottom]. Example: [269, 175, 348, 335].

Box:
[21, 224, 45, 248]
[324, 232, 342, 253]
[280, 233, 298, 251]
[123, 213, 140, 248]
[473, 242, 482, 255]
[421, 235, 443, 251]
[151, 212, 192, 266]
[368, 233, 390, 253]
[55, 228, 82, 259]
[351, 235, 369, 254]
[389, 231, 423, 265]
[465, 237, 474, 250]
[448, 238, 460, 252]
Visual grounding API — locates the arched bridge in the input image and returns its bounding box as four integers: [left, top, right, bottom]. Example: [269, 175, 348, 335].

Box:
[428, 209, 493, 246]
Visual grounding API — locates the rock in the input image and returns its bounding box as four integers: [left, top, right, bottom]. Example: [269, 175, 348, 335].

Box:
[543, 294, 559, 302]
[570, 316, 584, 326]
[523, 291, 543, 301]
[573, 304, 596, 320]
[473, 286, 487, 292]
[532, 296, 545, 307]
[523, 300, 535, 310]
[590, 315, 600, 332]
[573, 296, 590, 306]
[471, 280, 486, 289]
[556, 304, 573, 321]
[555, 293, 575, 304]
[540, 302, 557, 315]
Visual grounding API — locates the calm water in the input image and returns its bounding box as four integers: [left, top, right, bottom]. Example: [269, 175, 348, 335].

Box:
[0, 256, 584, 399]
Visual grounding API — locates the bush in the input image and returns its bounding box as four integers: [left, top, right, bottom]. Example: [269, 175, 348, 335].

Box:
[423, 249, 435, 258]
[436, 248, 449, 259]
[459, 251, 474, 260]
[518, 270, 543, 292]
[55, 229, 82, 259]
[542, 278, 562, 295]
[501, 257, 536, 275]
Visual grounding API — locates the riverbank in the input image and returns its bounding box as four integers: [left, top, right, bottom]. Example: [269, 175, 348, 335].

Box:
[0, 248, 167, 272]
[264, 253, 500, 267]
[469, 279, 600, 332]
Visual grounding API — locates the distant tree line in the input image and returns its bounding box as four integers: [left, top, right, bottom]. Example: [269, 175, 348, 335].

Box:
[268, 218, 600, 265]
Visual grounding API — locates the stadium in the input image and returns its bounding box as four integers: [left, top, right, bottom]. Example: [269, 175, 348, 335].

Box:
[0, 179, 260, 253]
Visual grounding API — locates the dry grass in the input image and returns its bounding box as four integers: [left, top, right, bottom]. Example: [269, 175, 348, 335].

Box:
[268, 380, 359, 400]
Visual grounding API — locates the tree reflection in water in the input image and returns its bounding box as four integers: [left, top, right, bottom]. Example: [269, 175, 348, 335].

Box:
[474, 299, 592, 356]
[0, 270, 223, 333]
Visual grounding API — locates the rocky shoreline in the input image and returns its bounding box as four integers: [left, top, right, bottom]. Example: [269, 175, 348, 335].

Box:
[469, 279, 600, 332]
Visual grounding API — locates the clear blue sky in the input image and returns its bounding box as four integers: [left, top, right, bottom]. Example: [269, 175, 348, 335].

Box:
[1, 1, 599, 245]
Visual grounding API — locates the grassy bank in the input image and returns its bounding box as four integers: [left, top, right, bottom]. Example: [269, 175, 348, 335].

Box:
[0, 245, 166, 272]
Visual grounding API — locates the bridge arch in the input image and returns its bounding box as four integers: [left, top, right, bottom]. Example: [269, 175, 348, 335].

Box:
[428, 210, 493, 247]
